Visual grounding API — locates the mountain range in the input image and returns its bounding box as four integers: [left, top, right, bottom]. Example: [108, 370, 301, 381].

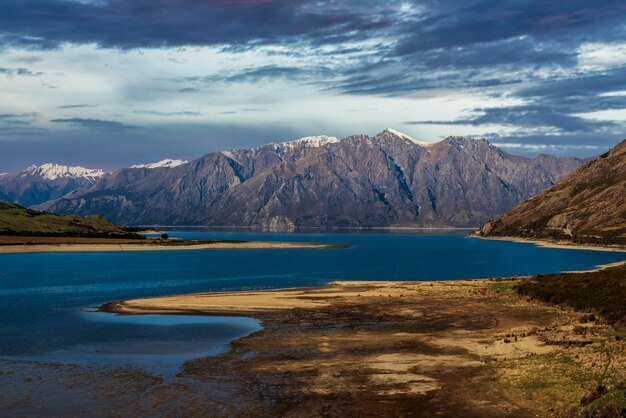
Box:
[0, 163, 106, 208]
[478, 138, 626, 245]
[3, 129, 583, 229]
[0, 160, 188, 207]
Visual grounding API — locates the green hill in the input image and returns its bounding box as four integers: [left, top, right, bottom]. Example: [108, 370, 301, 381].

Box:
[0, 202, 142, 239]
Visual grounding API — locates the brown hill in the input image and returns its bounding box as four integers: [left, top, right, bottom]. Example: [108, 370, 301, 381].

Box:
[478, 139, 626, 245]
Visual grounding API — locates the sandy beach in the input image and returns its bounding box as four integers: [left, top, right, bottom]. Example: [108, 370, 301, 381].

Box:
[0, 240, 343, 254]
[471, 234, 626, 252]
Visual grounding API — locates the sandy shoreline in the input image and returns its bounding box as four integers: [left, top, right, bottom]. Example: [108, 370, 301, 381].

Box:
[471, 234, 626, 252]
[100, 260, 626, 317]
[95, 274, 625, 417]
[0, 241, 343, 254]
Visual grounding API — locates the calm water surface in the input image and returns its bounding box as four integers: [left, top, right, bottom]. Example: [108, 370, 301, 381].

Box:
[0, 230, 624, 375]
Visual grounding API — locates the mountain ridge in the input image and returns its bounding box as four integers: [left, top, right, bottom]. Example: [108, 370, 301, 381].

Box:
[34, 129, 585, 229]
[130, 159, 188, 169]
[23, 163, 106, 181]
[0, 163, 107, 207]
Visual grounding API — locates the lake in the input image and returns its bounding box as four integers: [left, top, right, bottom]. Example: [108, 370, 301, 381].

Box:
[0, 230, 624, 376]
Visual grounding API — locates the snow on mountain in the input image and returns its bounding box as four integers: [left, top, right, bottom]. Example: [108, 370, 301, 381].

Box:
[383, 128, 434, 147]
[274, 135, 340, 150]
[23, 163, 106, 181]
[131, 159, 188, 169]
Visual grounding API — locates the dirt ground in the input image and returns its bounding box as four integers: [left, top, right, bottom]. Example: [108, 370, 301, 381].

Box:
[2, 278, 624, 417]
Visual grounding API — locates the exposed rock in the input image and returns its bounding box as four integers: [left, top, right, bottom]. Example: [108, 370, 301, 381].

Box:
[478, 138, 626, 245]
[36, 129, 584, 229]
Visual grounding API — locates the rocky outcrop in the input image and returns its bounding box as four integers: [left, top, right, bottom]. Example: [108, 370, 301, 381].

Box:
[477, 139, 626, 245]
[37, 129, 584, 229]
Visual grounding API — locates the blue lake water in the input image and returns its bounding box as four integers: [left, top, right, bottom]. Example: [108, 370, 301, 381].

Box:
[0, 230, 624, 376]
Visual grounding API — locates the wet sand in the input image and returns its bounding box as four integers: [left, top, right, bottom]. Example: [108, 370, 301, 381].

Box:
[89, 278, 626, 417]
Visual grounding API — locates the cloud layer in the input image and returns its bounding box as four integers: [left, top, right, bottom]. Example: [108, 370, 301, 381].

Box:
[0, 0, 625, 170]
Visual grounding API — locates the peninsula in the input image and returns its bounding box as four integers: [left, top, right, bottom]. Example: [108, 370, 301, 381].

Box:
[0, 202, 343, 253]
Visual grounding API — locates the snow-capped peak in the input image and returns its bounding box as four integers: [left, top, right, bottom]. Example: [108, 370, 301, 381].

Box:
[382, 128, 434, 147]
[23, 163, 106, 181]
[131, 159, 188, 169]
[274, 135, 340, 150]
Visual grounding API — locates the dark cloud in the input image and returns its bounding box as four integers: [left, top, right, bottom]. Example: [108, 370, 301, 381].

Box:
[0, 113, 38, 127]
[0, 120, 32, 125]
[415, 37, 575, 69]
[132, 110, 201, 116]
[0, 0, 391, 49]
[407, 105, 618, 133]
[50, 118, 136, 130]
[406, 66, 626, 138]
[1, 0, 626, 164]
[175, 65, 328, 85]
[177, 87, 200, 93]
[57, 104, 99, 109]
[0, 113, 38, 119]
[328, 1, 626, 147]
[517, 67, 626, 100]
[393, 0, 626, 56]
[0, 67, 43, 77]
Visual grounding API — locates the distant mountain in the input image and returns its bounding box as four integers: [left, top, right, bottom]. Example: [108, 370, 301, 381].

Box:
[0, 202, 140, 238]
[37, 129, 585, 229]
[23, 163, 105, 181]
[477, 138, 626, 246]
[130, 159, 188, 169]
[0, 163, 107, 207]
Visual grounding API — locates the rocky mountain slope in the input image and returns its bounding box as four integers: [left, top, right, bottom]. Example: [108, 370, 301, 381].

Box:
[0, 160, 187, 207]
[0, 163, 106, 207]
[36, 129, 584, 228]
[477, 139, 626, 245]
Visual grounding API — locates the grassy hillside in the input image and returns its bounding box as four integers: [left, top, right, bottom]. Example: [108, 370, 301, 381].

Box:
[0, 202, 142, 239]
[516, 264, 626, 324]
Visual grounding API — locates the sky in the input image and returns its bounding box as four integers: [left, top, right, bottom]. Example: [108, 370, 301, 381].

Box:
[1, 0, 626, 171]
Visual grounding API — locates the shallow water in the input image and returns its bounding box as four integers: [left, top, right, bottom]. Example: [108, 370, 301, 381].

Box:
[0, 230, 623, 375]
[5, 312, 261, 378]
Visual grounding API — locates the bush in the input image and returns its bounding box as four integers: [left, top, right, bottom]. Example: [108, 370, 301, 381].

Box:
[161, 233, 169, 240]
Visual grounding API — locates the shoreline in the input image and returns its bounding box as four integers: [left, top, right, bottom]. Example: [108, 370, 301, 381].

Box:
[134, 224, 477, 231]
[0, 241, 345, 254]
[565, 259, 626, 273]
[100, 260, 626, 317]
[470, 234, 626, 253]
[95, 270, 625, 416]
